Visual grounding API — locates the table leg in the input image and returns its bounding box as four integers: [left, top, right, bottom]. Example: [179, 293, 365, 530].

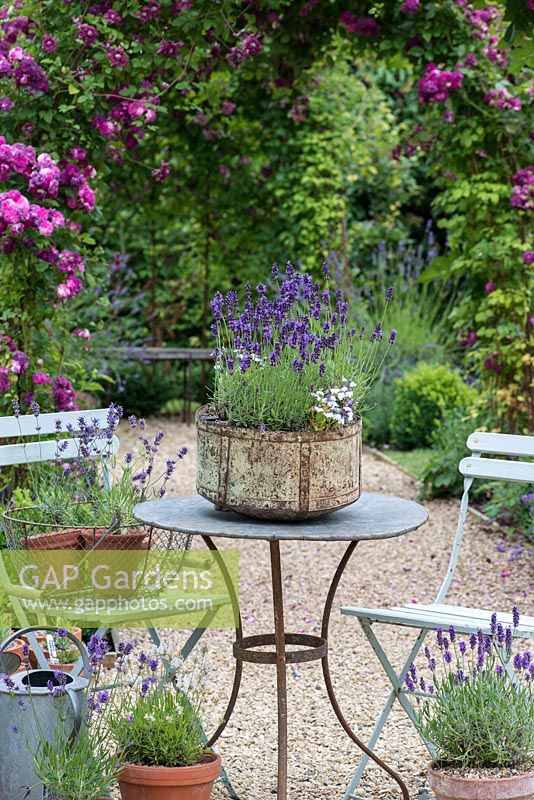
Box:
[321, 541, 410, 800]
[270, 540, 288, 799]
[201, 535, 244, 749]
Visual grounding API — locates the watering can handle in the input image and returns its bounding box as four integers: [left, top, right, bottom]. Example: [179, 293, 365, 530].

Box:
[0, 625, 90, 674]
[66, 685, 83, 741]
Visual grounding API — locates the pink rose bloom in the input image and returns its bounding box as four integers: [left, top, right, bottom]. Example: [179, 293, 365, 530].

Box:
[53, 376, 78, 411]
[106, 46, 129, 68]
[11, 350, 29, 374]
[0, 367, 9, 393]
[221, 100, 236, 116]
[41, 35, 58, 52]
[7, 47, 29, 63]
[128, 100, 145, 118]
[73, 328, 91, 340]
[400, 0, 420, 14]
[77, 183, 95, 211]
[69, 147, 87, 161]
[339, 11, 381, 35]
[32, 371, 50, 384]
[485, 281, 495, 293]
[523, 251, 534, 264]
[57, 274, 84, 299]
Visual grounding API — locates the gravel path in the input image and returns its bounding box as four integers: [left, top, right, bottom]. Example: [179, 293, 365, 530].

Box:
[119, 418, 532, 800]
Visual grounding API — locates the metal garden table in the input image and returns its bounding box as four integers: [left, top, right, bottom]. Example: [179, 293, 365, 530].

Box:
[134, 492, 428, 800]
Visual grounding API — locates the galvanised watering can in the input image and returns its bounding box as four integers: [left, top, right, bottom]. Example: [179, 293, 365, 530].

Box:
[0, 626, 89, 800]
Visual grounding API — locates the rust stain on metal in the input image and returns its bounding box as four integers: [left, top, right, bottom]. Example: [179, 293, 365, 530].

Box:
[196, 405, 362, 521]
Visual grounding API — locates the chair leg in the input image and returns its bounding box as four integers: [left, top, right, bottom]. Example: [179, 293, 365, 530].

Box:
[344, 623, 428, 798]
[343, 689, 397, 799]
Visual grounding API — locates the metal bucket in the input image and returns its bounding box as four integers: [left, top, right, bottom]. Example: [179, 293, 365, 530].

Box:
[0, 627, 89, 800]
[196, 405, 362, 520]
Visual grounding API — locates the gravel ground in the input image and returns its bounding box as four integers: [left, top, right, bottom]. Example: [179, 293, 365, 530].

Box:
[118, 417, 532, 800]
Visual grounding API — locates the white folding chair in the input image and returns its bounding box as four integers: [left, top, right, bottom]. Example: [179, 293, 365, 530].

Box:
[0, 407, 240, 797]
[341, 431, 534, 799]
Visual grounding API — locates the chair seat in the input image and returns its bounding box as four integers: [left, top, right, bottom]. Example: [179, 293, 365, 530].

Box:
[341, 602, 534, 638]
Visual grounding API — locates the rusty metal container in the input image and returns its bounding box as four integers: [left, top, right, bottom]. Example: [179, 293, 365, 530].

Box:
[196, 406, 362, 521]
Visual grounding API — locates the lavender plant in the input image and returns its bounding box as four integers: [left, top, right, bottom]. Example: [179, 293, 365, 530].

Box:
[10, 401, 188, 530]
[210, 263, 397, 432]
[407, 609, 534, 770]
[84, 636, 210, 769]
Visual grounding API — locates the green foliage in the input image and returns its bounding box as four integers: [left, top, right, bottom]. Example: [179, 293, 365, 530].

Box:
[101, 363, 179, 418]
[418, 669, 533, 769]
[482, 481, 534, 542]
[358, 232, 460, 446]
[34, 727, 118, 800]
[415, 650, 534, 769]
[111, 684, 204, 768]
[421, 408, 481, 498]
[390, 364, 476, 450]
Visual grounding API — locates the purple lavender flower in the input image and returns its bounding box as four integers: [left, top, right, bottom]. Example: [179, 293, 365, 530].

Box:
[505, 626, 513, 656]
[459, 641, 467, 655]
[496, 624, 505, 645]
[385, 286, 394, 303]
[512, 607, 520, 628]
[490, 612, 497, 635]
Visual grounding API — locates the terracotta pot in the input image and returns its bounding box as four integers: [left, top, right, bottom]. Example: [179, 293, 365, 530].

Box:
[25, 528, 84, 550]
[82, 529, 149, 550]
[23, 628, 82, 669]
[196, 404, 362, 520]
[118, 752, 221, 800]
[3, 638, 25, 672]
[429, 764, 534, 800]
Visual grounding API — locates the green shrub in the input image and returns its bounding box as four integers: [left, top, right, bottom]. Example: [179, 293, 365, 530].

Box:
[390, 364, 475, 450]
[420, 408, 481, 497]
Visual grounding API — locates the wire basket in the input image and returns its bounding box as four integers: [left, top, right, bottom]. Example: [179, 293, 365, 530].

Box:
[1, 507, 194, 608]
[2, 506, 192, 553]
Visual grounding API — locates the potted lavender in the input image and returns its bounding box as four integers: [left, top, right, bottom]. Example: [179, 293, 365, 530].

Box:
[86, 637, 219, 800]
[407, 609, 533, 800]
[198, 263, 396, 520]
[3, 402, 188, 551]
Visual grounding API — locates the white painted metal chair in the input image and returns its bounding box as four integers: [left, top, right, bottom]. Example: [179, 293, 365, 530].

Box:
[0, 406, 239, 797]
[341, 431, 534, 799]
[0, 408, 119, 664]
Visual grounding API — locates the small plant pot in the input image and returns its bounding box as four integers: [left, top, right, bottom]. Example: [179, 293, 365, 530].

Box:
[45, 659, 76, 673]
[118, 753, 221, 800]
[429, 763, 534, 800]
[82, 529, 149, 550]
[25, 528, 84, 550]
[196, 405, 362, 520]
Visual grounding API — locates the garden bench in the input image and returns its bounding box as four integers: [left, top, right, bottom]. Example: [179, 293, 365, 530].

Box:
[341, 431, 534, 799]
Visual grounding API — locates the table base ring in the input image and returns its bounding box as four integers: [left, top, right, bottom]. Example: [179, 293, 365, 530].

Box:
[233, 633, 327, 664]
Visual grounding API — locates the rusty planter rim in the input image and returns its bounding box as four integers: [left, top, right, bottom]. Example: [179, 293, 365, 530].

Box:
[196, 406, 362, 440]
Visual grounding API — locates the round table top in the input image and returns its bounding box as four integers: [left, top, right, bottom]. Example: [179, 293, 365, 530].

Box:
[133, 493, 428, 542]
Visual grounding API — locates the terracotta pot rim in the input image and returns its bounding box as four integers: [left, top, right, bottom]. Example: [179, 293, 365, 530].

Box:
[429, 762, 534, 784]
[196, 404, 361, 441]
[119, 752, 221, 786]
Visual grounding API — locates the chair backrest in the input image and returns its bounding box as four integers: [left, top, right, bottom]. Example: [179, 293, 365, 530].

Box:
[435, 431, 534, 603]
[0, 408, 119, 486]
[460, 432, 534, 483]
